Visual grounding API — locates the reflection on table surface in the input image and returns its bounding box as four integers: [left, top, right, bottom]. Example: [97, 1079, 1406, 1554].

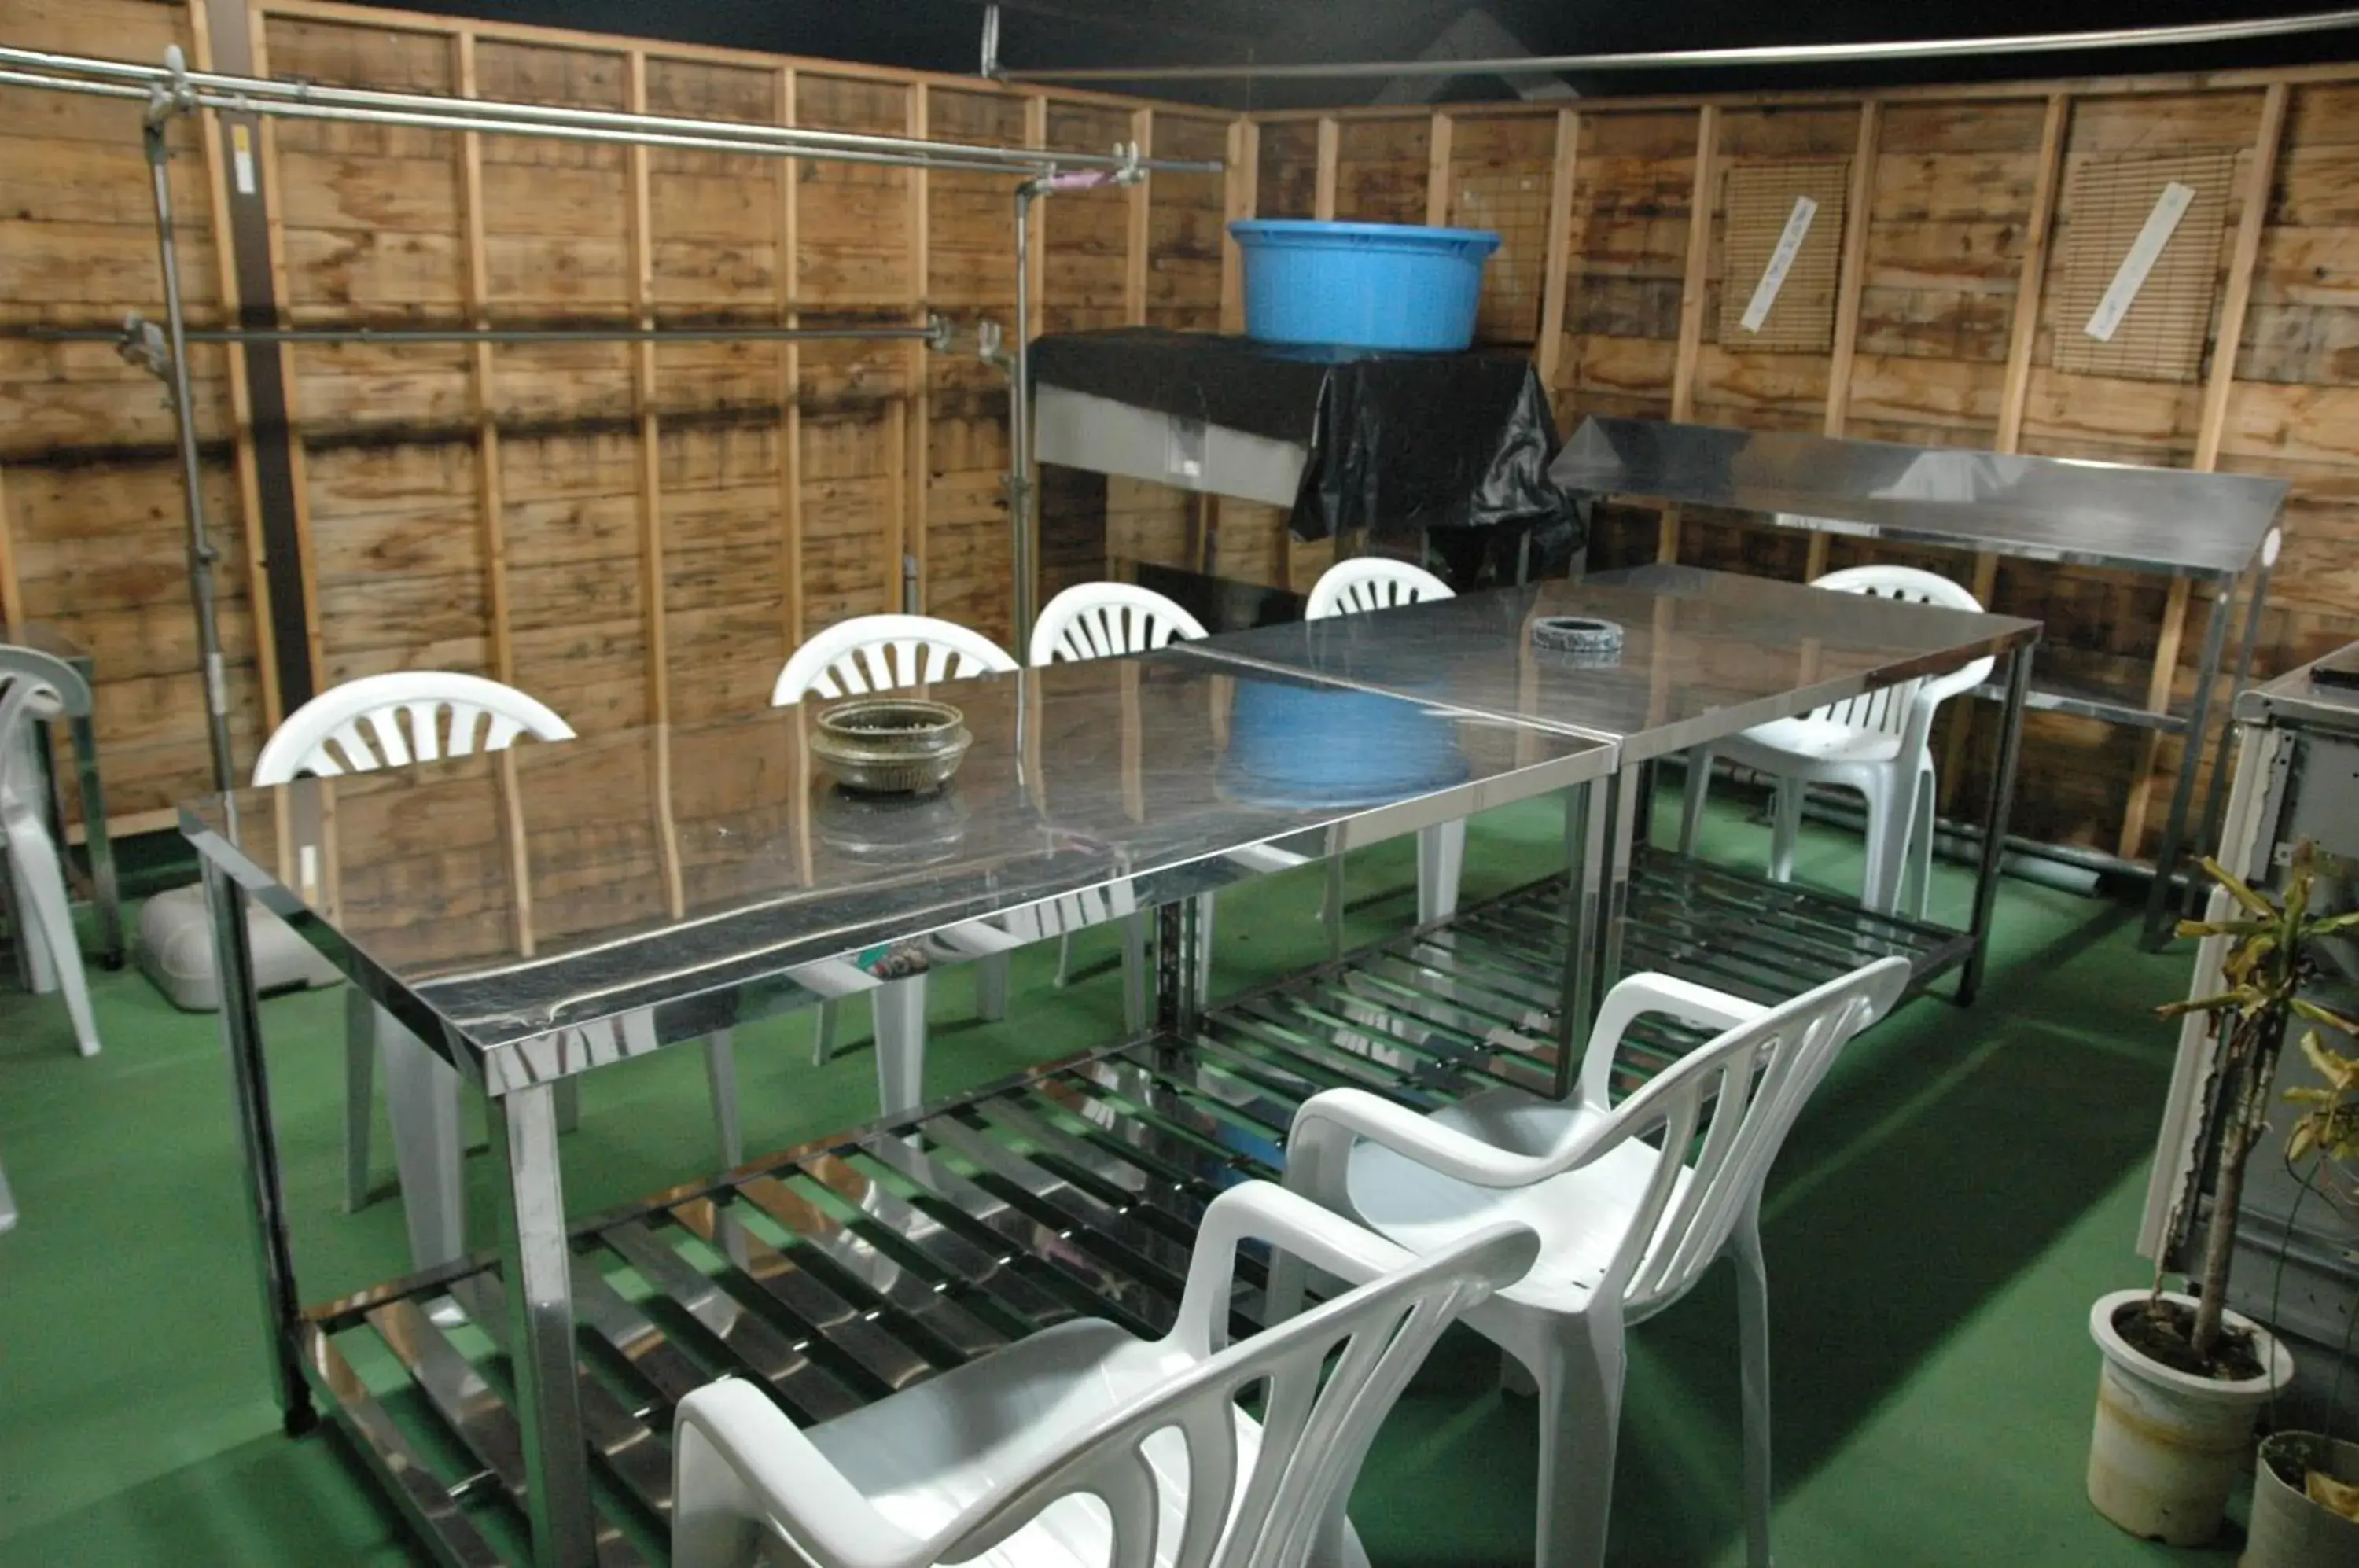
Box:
[1174, 565, 2041, 759]
[182, 646, 1611, 1055]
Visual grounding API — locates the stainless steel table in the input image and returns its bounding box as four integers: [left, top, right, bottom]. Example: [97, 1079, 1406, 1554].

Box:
[13, 623, 124, 968]
[185, 647, 1617, 1566]
[1174, 564, 2043, 1022]
[1552, 417, 2284, 942]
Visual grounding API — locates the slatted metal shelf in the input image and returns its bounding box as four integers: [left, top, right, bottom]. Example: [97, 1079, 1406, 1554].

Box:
[294, 859, 1967, 1566]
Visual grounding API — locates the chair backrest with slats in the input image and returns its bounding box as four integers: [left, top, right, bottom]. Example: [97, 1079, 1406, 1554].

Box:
[1305, 558, 1455, 620]
[1577, 957, 1908, 1318]
[771, 613, 1018, 705]
[919, 1185, 1534, 1568]
[0, 646, 90, 805]
[250, 672, 575, 784]
[1030, 582, 1209, 667]
[1802, 565, 1993, 738]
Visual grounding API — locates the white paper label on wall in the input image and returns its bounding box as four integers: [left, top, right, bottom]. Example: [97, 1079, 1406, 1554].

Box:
[231, 124, 256, 196]
[2084, 182, 2195, 342]
[1739, 196, 1819, 334]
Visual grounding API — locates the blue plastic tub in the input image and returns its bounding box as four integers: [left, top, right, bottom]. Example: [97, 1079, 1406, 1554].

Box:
[1228, 219, 1501, 351]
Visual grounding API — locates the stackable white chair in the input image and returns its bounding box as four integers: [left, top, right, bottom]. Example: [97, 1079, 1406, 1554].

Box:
[1676, 565, 1993, 918]
[1, 646, 101, 1058]
[1277, 956, 1909, 1568]
[1305, 558, 1466, 927]
[775, 615, 1020, 1114]
[1030, 581, 1213, 1018]
[193, 672, 740, 1273]
[671, 1179, 1539, 1568]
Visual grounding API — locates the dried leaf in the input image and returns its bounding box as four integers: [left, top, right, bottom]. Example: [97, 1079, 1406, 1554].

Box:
[2307, 1467, 2359, 1523]
[2203, 857, 2278, 918]
[2291, 997, 2359, 1041]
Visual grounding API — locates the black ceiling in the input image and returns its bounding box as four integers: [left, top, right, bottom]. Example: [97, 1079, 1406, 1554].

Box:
[348, 1, 2359, 109]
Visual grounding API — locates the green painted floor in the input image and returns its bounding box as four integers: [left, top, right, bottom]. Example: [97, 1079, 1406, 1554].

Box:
[0, 793, 2224, 1566]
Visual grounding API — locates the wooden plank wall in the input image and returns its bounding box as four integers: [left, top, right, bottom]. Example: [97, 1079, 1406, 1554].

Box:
[0, 0, 1229, 832]
[0, 0, 269, 835]
[1194, 70, 2359, 860]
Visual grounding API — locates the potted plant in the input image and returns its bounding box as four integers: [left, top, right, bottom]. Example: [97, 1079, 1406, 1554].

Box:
[2087, 845, 2357, 1545]
[2242, 1029, 2359, 1568]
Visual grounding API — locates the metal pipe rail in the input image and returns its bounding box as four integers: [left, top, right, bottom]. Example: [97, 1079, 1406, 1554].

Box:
[14, 315, 957, 351]
[992, 7, 2359, 84]
[0, 44, 1221, 175]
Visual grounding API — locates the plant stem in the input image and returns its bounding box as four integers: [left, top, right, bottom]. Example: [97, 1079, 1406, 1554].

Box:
[2193, 1013, 2285, 1361]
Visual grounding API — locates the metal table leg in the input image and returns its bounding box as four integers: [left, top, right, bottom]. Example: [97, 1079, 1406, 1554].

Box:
[2142, 569, 2241, 948]
[490, 1078, 597, 1566]
[1154, 889, 1205, 1037]
[1552, 778, 1606, 1099]
[1959, 646, 2032, 1003]
[1592, 760, 1643, 1005]
[201, 856, 314, 1434]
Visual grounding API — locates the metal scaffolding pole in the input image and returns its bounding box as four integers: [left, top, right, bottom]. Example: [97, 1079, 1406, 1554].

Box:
[0, 44, 1220, 175]
[138, 81, 240, 797]
[992, 7, 2359, 84]
[20, 316, 958, 351]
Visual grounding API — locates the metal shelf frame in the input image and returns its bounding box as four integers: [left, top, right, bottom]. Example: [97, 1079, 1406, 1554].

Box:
[279, 859, 1964, 1567]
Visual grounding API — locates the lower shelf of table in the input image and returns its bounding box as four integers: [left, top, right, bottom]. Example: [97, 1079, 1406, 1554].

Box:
[293, 858, 1971, 1566]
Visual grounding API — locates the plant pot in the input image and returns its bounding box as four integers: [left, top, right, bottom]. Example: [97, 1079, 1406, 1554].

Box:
[2086, 1289, 2294, 1546]
[2243, 1433, 2359, 1568]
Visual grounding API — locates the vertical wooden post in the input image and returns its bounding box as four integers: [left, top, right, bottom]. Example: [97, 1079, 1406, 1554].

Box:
[187, 0, 280, 728]
[1940, 91, 2068, 817]
[1995, 93, 2071, 463]
[454, 36, 510, 687]
[2117, 80, 2290, 861]
[626, 51, 683, 915]
[777, 66, 803, 651]
[1220, 117, 1258, 334]
[1124, 107, 1154, 326]
[1024, 97, 1048, 340]
[0, 462, 20, 635]
[1314, 116, 1340, 221]
[1662, 103, 1719, 564]
[1534, 108, 1581, 391]
[252, 101, 326, 696]
[900, 84, 930, 614]
[456, 31, 535, 952]
[1424, 109, 1455, 226]
[1810, 99, 1882, 580]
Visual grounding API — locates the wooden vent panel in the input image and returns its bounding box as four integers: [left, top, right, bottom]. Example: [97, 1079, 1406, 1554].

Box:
[2049, 150, 2235, 381]
[1717, 160, 1849, 353]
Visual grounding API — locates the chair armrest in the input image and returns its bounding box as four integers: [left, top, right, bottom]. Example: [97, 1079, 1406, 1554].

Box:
[1580, 974, 1767, 1110]
[1286, 1087, 1554, 1198]
[1168, 1180, 1419, 1356]
[674, 1379, 927, 1568]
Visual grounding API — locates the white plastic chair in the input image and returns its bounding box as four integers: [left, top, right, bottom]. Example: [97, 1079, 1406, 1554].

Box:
[1305, 558, 1466, 928]
[1277, 956, 1909, 1568]
[671, 1179, 1540, 1568]
[775, 616, 1020, 1113]
[222, 672, 741, 1276]
[1304, 557, 1455, 620]
[1676, 565, 1993, 918]
[0, 646, 101, 1058]
[1030, 582, 1213, 1017]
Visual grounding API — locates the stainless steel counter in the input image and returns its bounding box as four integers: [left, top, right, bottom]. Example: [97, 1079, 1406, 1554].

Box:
[1551, 416, 2287, 945]
[1551, 417, 2285, 579]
